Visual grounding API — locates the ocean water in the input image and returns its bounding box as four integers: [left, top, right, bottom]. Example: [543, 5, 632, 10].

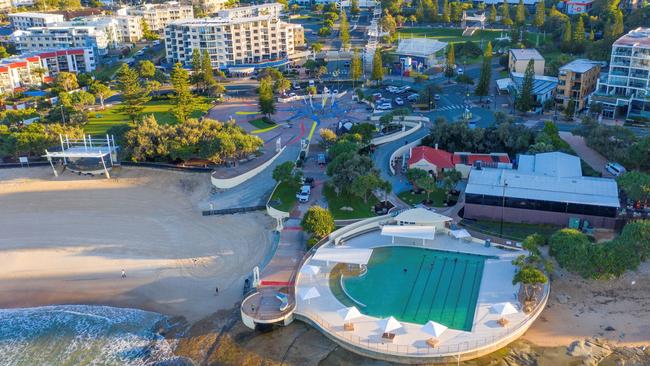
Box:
[0, 305, 181, 366]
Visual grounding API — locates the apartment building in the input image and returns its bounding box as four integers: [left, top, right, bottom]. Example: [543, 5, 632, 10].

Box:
[119, 2, 194, 33]
[8, 12, 64, 30]
[15, 16, 141, 56]
[164, 3, 304, 70]
[591, 27, 650, 122]
[508, 48, 545, 75]
[0, 48, 94, 94]
[556, 59, 601, 111]
[0, 0, 11, 12]
[193, 0, 229, 13]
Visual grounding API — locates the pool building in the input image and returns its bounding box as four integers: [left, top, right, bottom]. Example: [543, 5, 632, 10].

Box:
[241, 209, 550, 364]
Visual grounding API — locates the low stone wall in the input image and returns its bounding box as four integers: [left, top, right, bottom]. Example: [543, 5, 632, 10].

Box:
[371, 121, 422, 146]
[211, 147, 285, 190]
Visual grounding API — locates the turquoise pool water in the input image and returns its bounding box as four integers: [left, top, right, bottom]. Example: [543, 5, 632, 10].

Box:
[336, 246, 487, 331]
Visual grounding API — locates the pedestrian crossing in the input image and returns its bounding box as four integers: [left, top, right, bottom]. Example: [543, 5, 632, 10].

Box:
[434, 104, 471, 111]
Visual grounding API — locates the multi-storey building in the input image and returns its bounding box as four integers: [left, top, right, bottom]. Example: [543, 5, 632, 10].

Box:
[591, 27, 650, 122]
[118, 2, 194, 33]
[0, 0, 11, 12]
[193, 0, 229, 13]
[8, 12, 65, 30]
[556, 59, 601, 111]
[14, 16, 142, 56]
[508, 48, 545, 75]
[164, 3, 304, 71]
[0, 48, 95, 94]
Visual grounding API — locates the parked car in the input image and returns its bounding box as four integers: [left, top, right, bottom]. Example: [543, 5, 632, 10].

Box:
[301, 176, 315, 187]
[606, 162, 626, 177]
[372, 92, 382, 100]
[457, 68, 464, 75]
[407, 93, 419, 101]
[376, 102, 393, 110]
[434, 94, 441, 101]
[397, 86, 411, 94]
[317, 153, 326, 165]
[293, 83, 301, 90]
[394, 97, 404, 105]
[296, 185, 311, 202]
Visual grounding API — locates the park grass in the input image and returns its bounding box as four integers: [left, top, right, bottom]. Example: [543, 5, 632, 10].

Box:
[269, 181, 300, 212]
[461, 219, 560, 241]
[249, 117, 275, 129]
[323, 185, 379, 220]
[85, 97, 213, 135]
[398, 188, 446, 207]
[397, 28, 503, 45]
[93, 63, 122, 81]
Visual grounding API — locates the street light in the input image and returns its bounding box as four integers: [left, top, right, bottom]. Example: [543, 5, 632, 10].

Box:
[499, 179, 508, 238]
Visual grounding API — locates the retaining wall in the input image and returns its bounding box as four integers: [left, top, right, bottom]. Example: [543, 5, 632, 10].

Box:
[211, 147, 286, 189]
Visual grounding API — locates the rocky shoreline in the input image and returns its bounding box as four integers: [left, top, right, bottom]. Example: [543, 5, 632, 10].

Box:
[162, 307, 649, 366]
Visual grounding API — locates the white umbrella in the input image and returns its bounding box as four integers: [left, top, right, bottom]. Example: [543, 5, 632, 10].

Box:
[378, 316, 402, 333]
[299, 287, 320, 302]
[302, 264, 320, 277]
[421, 321, 448, 337]
[337, 306, 362, 322]
[491, 302, 518, 316]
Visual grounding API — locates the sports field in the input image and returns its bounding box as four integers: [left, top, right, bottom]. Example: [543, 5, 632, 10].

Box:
[338, 246, 487, 331]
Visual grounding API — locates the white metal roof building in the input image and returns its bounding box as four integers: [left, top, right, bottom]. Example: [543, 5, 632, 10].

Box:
[395, 37, 448, 69]
[464, 152, 620, 228]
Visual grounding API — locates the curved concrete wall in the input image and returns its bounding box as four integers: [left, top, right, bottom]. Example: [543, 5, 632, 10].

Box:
[388, 139, 423, 175]
[211, 146, 286, 190]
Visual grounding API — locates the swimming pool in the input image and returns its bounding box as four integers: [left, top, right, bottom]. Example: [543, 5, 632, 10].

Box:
[334, 246, 488, 331]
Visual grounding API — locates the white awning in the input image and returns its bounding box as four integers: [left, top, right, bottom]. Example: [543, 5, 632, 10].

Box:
[311, 247, 374, 265]
[381, 225, 436, 241]
[43, 146, 112, 158]
[394, 208, 452, 225]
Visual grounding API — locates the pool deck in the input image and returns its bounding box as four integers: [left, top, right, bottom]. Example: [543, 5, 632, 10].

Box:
[294, 230, 543, 359]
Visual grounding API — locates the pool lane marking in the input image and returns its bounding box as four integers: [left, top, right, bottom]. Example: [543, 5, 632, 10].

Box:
[436, 257, 462, 323]
[400, 255, 427, 319]
[426, 258, 448, 320]
[449, 260, 471, 328]
[463, 261, 484, 330]
[413, 258, 437, 321]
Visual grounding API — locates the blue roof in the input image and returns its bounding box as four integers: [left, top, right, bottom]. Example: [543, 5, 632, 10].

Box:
[510, 72, 558, 96]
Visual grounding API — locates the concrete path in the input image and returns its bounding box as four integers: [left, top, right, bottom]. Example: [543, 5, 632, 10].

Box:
[559, 131, 612, 177]
[259, 219, 304, 287]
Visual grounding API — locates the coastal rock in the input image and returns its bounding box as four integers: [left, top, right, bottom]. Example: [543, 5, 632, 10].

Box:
[556, 293, 570, 304]
[567, 339, 613, 366]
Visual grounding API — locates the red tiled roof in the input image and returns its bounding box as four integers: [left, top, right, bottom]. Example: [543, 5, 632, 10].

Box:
[408, 146, 454, 169]
[452, 153, 511, 165]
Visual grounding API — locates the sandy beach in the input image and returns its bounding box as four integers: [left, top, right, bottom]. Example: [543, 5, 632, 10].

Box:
[0, 167, 274, 322]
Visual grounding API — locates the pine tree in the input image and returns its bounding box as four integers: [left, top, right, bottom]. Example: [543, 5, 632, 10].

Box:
[350, 48, 363, 88]
[191, 49, 203, 89]
[441, 0, 450, 23]
[564, 98, 576, 119]
[501, 2, 513, 27]
[589, 29, 595, 41]
[515, 0, 526, 25]
[445, 43, 455, 81]
[475, 42, 492, 100]
[516, 60, 535, 113]
[259, 76, 275, 118]
[116, 64, 150, 122]
[532, 0, 544, 28]
[170, 62, 196, 123]
[562, 19, 572, 51]
[371, 48, 383, 85]
[416, 0, 426, 22]
[488, 4, 497, 23]
[430, 0, 439, 22]
[573, 16, 586, 53]
[202, 50, 223, 96]
[340, 9, 350, 49]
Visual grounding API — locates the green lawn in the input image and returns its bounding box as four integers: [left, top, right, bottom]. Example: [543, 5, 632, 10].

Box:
[93, 63, 122, 81]
[323, 185, 379, 220]
[269, 181, 300, 212]
[249, 117, 276, 129]
[85, 98, 213, 135]
[398, 188, 447, 207]
[460, 219, 560, 241]
[397, 28, 503, 45]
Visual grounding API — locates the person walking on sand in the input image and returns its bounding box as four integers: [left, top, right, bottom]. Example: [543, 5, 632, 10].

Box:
[215, 286, 219, 295]
[121, 269, 126, 279]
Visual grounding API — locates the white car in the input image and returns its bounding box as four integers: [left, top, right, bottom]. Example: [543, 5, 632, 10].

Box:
[376, 102, 392, 110]
[407, 93, 419, 101]
[457, 68, 464, 75]
[605, 162, 626, 177]
[434, 94, 441, 101]
[394, 97, 404, 105]
[296, 185, 311, 202]
[397, 86, 411, 94]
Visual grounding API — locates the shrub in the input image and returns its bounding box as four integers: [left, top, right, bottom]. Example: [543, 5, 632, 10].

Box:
[301, 206, 335, 239]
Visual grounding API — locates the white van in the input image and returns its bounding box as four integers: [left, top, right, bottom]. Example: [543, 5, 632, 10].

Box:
[605, 162, 626, 177]
[308, 79, 315, 87]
